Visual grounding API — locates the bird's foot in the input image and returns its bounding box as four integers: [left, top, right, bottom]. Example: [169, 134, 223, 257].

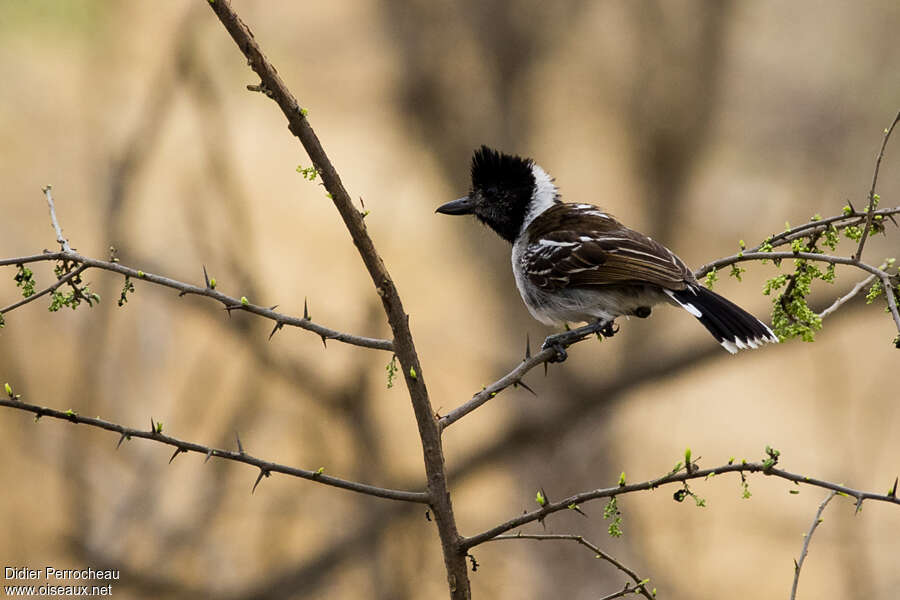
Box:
[540, 319, 616, 363]
[540, 334, 569, 363]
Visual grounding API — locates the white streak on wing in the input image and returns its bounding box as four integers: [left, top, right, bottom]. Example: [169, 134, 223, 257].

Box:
[664, 289, 702, 318]
[567, 266, 600, 273]
[615, 247, 671, 262]
[537, 239, 579, 248]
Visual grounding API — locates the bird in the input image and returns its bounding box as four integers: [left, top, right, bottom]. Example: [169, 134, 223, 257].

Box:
[436, 145, 778, 357]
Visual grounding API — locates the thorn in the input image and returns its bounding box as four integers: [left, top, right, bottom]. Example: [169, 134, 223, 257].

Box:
[205, 449, 214, 463]
[150, 418, 156, 434]
[268, 321, 283, 341]
[855, 496, 864, 513]
[303, 297, 310, 320]
[116, 432, 129, 449]
[169, 447, 184, 464]
[321, 335, 328, 349]
[235, 431, 245, 455]
[268, 304, 278, 311]
[252, 468, 270, 494]
[202, 265, 210, 288]
[569, 503, 587, 517]
[847, 199, 856, 213]
[514, 379, 537, 396]
[888, 213, 899, 228]
[890, 476, 898, 498]
[359, 196, 366, 208]
[178, 290, 187, 297]
[525, 333, 531, 359]
[544, 361, 549, 377]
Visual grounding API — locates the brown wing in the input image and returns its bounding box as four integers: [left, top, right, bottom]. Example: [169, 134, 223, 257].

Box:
[522, 204, 693, 292]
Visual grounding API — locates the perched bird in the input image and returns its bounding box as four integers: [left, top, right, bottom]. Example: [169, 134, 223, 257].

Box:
[436, 146, 777, 355]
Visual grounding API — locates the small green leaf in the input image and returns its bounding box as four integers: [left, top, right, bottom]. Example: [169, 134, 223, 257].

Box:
[409, 366, 417, 380]
[618, 471, 626, 486]
[210, 278, 217, 289]
[4, 382, 12, 397]
[535, 489, 547, 506]
[240, 296, 249, 305]
[315, 466, 325, 475]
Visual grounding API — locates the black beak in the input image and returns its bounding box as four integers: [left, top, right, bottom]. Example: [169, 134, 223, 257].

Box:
[435, 196, 475, 215]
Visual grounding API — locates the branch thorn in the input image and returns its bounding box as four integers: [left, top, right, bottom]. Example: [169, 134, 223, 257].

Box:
[514, 379, 537, 396]
[235, 431, 245, 455]
[169, 447, 185, 464]
[252, 468, 271, 494]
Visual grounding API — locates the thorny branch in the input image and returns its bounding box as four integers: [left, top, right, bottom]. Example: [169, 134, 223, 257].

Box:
[855, 111, 900, 261]
[201, 1, 470, 597]
[0, 395, 427, 503]
[0, 250, 392, 351]
[790, 492, 838, 600]
[487, 533, 654, 600]
[460, 459, 900, 550]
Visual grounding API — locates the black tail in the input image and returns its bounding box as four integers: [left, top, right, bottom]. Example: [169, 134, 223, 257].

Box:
[665, 286, 778, 354]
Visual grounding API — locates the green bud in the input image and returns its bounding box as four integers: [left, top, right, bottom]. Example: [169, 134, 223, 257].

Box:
[240, 296, 249, 305]
[4, 383, 11, 397]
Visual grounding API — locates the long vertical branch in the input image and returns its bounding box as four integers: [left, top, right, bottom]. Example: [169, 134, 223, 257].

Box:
[203, 2, 469, 597]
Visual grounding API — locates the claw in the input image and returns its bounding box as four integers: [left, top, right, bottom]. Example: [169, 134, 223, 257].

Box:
[600, 322, 618, 337]
[540, 335, 570, 363]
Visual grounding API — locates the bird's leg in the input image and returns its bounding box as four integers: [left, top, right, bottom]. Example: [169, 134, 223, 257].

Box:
[540, 318, 616, 363]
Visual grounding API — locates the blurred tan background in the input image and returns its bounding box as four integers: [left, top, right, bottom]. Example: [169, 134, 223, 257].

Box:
[1, 1, 899, 598]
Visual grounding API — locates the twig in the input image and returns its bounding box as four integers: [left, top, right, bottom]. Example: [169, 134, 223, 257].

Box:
[698, 250, 888, 279]
[460, 461, 900, 550]
[0, 264, 87, 315]
[817, 274, 878, 320]
[489, 533, 653, 600]
[1, 251, 393, 351]
[439, 321, 605, 429]
[0, 396, 428, 503]
[790, 491, 838, 600]
[42, 185, 72, 253]
[598, 582, 649, 600]
[855, 111, 900, 261]
[734, 206, 900, 259]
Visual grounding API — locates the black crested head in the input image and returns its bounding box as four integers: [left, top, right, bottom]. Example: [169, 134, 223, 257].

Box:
[467, 146, 536, 243]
